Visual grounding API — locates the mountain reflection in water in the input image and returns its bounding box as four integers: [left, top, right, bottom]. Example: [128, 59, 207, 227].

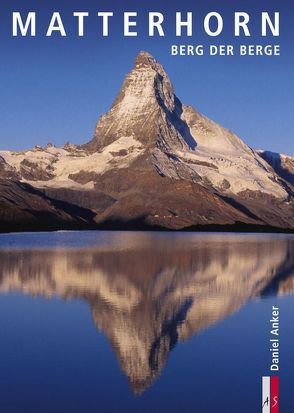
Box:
[0, 233, 293, 394]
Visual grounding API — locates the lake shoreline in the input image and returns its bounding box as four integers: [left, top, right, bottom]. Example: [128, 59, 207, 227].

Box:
[1, 220, 294, 235]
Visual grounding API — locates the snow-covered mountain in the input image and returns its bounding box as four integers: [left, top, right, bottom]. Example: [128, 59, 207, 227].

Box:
[0, 51, 293, 231]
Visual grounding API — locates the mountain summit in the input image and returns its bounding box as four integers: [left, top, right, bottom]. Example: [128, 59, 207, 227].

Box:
[85, 50, 192, 153]
[0, 51, 293, 232]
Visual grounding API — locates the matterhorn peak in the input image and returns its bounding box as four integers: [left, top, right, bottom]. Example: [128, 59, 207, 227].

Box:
[134, 51, 166, 75]
[84, 51, 182, 152]
[134, 50, 156, 65]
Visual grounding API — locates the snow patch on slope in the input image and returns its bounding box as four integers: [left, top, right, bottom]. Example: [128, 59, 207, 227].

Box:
[172, 105, 288, 198]
[0, 136, 144, 189]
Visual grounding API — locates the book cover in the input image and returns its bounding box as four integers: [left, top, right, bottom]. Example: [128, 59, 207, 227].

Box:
[0, 1, 293, 412]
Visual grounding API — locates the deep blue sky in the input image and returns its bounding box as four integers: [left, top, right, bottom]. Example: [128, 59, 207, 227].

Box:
[0, 0, 293, 154]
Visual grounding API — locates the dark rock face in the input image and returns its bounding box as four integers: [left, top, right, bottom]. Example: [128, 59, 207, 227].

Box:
[236, 190, 294, 229]
[0, 179, 96, 232]
[0, 156, 19, 179]
[258, 150, 294, 186]
[41, 187, 116, 214]
[19, 158, 55, 181]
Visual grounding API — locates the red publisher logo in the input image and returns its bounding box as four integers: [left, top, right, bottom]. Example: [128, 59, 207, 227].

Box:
[262, 376, 279, 413]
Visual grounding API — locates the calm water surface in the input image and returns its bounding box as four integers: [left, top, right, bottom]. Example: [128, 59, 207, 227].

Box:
[0, 231, 293, 413]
